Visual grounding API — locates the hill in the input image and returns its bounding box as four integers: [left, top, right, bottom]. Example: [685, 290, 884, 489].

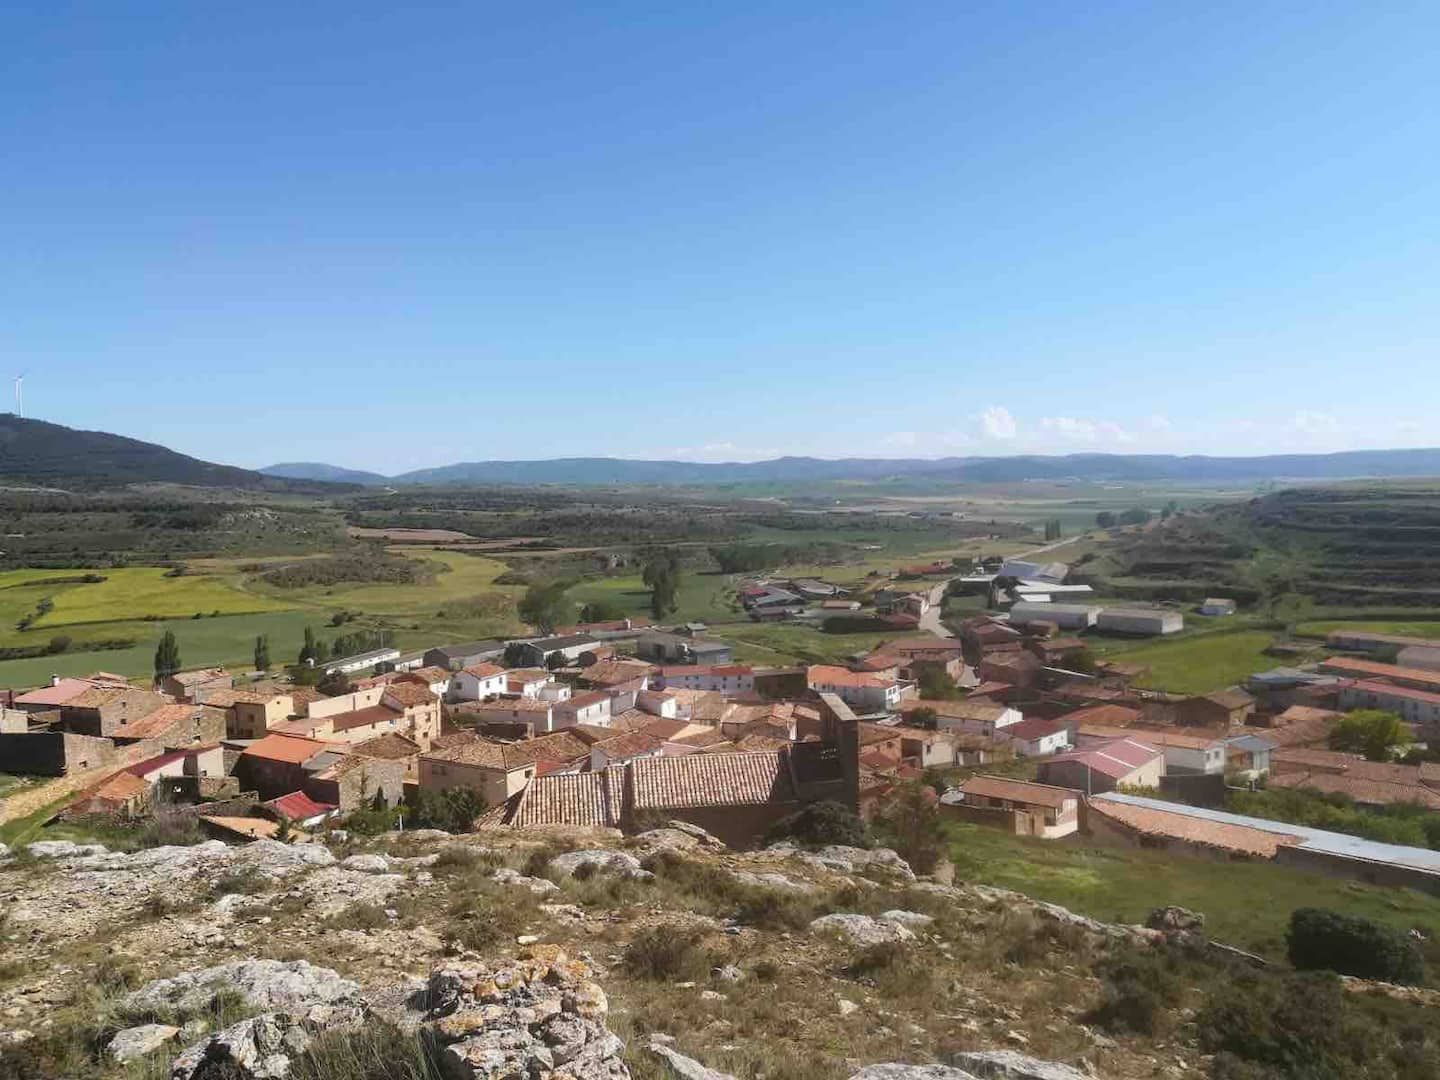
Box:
[259, 461, 389, 486]
[0, 415, 343, 493]
[265, 448, 1440, 488]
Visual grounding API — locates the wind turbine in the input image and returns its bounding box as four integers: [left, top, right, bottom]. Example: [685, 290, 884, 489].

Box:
[12, 373, 23, 418]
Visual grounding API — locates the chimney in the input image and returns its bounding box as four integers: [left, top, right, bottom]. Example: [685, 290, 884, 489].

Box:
[50, 674, 61, 687]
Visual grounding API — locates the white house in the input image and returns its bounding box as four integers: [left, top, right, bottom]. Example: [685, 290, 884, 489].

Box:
[323, 647, 402, 676]
[451, 662, 509, 702]
[506, 670, 572, 701]
[1007, 601, 1100, 630]
[806, 665, 903, 713]
[657, 665, 755, 694]
[552, 691, 612, 730]
[1339, 680, 1440, 729]
[1003, 717, 1071, 757]
[637, 689, 681, 719]
[1096, 608, 1184, 636]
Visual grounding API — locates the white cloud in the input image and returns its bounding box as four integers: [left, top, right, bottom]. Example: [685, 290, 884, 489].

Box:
[978, 405, 1017, 440]
[880, 431, 920, 449]
[1039, 416, 1136, 445]
[1289, 410, 1340, 436]
[1142, 414, 1172, 433]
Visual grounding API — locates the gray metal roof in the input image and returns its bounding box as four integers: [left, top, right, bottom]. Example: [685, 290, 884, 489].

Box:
[1095, 792, 1440, 874]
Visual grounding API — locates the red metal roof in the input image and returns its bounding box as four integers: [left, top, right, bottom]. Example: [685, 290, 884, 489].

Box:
[263, 791, 337, 821]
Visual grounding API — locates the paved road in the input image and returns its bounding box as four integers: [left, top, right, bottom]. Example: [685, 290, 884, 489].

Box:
[915, 532, 1090, 640]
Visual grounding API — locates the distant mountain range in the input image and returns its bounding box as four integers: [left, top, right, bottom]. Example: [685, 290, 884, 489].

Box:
[0, 416, 342, 493]
[4, 414, 1440, 492]
[262, 448, 1440, 487]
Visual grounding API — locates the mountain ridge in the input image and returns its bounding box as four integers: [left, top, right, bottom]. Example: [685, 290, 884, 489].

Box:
[262, 447, 1440, 487]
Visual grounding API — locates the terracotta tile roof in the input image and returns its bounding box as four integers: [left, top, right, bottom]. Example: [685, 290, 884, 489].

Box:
[423, 731, 590, 772]
[200, 815, 281, 840]
[107, 703, 199, 739]
[807, 665, 895, 690]
[384, 682, 437, 708]
[562, 690, 610, 709]
[1004, 717, 1069, 742]
[1079, 723, 1224, 751]
[858, 722, 903, 746]
[960, 775, 1077, 809]
[1275, 705, 1342, 725]
[593, 731, 665, 761]
[66, 686, 145, 709]
[407, 666, 453, 683]
[667, 689, 726, 722]
[506, 668, 551, 685]
[1044, 737, 1161, 779]
[1240, 715, 1337, 748]
[509, 768, 626, 828]
[350, 733, 422, 760]
[1089, 799, 1296, 856]
[1273, 747, 1365, 771]
[1349, 679, 1440, 705]
[168, 667, 230, 686]
[127, 749, 190, 776]
[570, 723, 618, 745]
[14, 678, 106, 707]
[903, 699, 1008, 722]
[670, 727, 731, 748]
[80, 770, 150, 806]
[464, 697, 554, 713]
[1268, 771, 1440, 809]
[584, 660, 655, 687]
[733, 731, 791, 752]
[241, 732, 335, 765]
[460, 662, 507, 679]
[1318, 657, 1440, 689]
[1200, 688, 1255, 710]
[204, 687, 285, 709]
[430, 731, 480, 751]
[262, 791, 337, 820]
[331, 704, 404, 732]
[629, 750, 794, 810]
[1061, 704, 1142, 728]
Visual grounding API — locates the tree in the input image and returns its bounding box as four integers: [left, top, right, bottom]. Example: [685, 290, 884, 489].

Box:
[545, 651, 567, 671]
[1329, 709, 1412, 761]
[1161, 499, 1180, 520]
[1095, 511, 1116, 528]
[874, 781, 945, 874]
[298, 626, 322, 666]
[317, 670, 354, 697]
[253, 634, 270, 671]
[518, 581, 571, 634]
[1043, 519, 1062, 541]
[578, 598, 627, 624]
[153, 630, 181, 681]
[503, 642, 530, 668]
[1117, 506, 1152, 526]
[642, 550, 682, 621]
[916, 665, 960, 700]
[910, 706, 938, 731]
[763, 800, 867, 848]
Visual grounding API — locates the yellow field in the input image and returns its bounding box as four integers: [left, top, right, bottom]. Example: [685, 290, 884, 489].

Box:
[19, 568, 293, 627]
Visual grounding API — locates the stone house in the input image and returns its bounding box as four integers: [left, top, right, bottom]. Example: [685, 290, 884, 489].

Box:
[59, 687, 170, 737]
[157, 668, 232, 705]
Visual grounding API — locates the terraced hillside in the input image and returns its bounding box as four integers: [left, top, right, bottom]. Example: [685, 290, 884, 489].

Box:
[1079, 482, 1440, 610]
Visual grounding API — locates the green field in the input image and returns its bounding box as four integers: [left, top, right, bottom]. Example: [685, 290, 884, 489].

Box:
[1297, 619, 1440, 641]
[719, 623, 897, 665]
[565, 572, 741, 625]
[947, 821, 1440, 964]
[1092, 627, 1279, 695]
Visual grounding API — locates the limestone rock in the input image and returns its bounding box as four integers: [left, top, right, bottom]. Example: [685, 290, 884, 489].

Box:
[880, 910, 934, 929]
[493, 867, 560, 895]
[1145, 906, 1205, 933]
[952, 1050, 1091, 1080]
[810, 913, 916, 946]
[27, 840, 108, 859]
[170, 1012, 312, 1080]
[340, 853, 392, 874]
[548, 848, 652, 881]
[850, 1067, 979, 1080]
[648, 1035, 739, 1079]
[108, 1022, 180, 1063]
[732, 869, 814, 893]
[126, 959, 363, 1024]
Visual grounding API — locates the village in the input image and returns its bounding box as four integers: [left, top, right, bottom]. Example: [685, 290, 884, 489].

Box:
[5, 554, 1440, 897]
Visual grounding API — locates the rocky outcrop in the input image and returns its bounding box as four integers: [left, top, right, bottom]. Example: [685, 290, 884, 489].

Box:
[810, 913, 916, 946]
[951, 1050, 1090, 1080]
[125, 959, 363, 1026]
[879, 910, 934, 929]
[170, 1012, 313, 1080]
[339, 853, 392, 874]
[648, 1034, 737, 1079]
[849, 1068, 979, 1080]
[421, 946, 628, 1079]
[107, 1022, 180, 1063]
[548, 848, 652, 881]
[493, 867, 561, 895]
[764, 842, 916, 881]
[731, 869, 813, 893]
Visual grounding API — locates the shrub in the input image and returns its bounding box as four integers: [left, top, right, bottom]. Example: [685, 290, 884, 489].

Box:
[841, 941, 938, 1000]
[405, 788, 486, 833]
[1197, 971, 1386, 1078]
[871, 781, 945, 874]
[623, 924, 710, 981]
[289, 1022, 445, 1080]
[1084, 952, 1180, 1035]
[210, 868, 267, 899]
[136, 811, 205, 849]
[1287, 907, 1424, 985]
[763, 800, 868, 849]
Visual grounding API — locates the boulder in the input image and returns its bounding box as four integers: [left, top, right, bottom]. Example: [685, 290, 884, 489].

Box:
[230, 839, 336, 877]
[107, 1022, 180, 1063]
[660, 820, 727, 848]
[732, 869, 814, 893]
[340, 853, 392, 874]
[548, 849, 652, 881]
[27, 840, 108, 859]
[880, 910, 934, 929]
[850, 1068, 979, 1080]
[810, 913, 916, 946]
[1145, 906, 1205, 933]
[169, 1012, 312, 1080]
[951, 1050, 1090, 1080]
[648, 1036, 740, 1079]
[492, 867, 560, 895]
[126, 959, 363, 1025]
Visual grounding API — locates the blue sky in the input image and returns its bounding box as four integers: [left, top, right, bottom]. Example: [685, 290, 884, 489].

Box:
[3, 2, 1437, 472]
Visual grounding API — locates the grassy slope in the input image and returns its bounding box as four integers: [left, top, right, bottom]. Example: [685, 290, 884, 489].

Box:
[1090, 627, 1279, 694]
[1297, 619, 1440, 640]
[947, 820, 1440, 963]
